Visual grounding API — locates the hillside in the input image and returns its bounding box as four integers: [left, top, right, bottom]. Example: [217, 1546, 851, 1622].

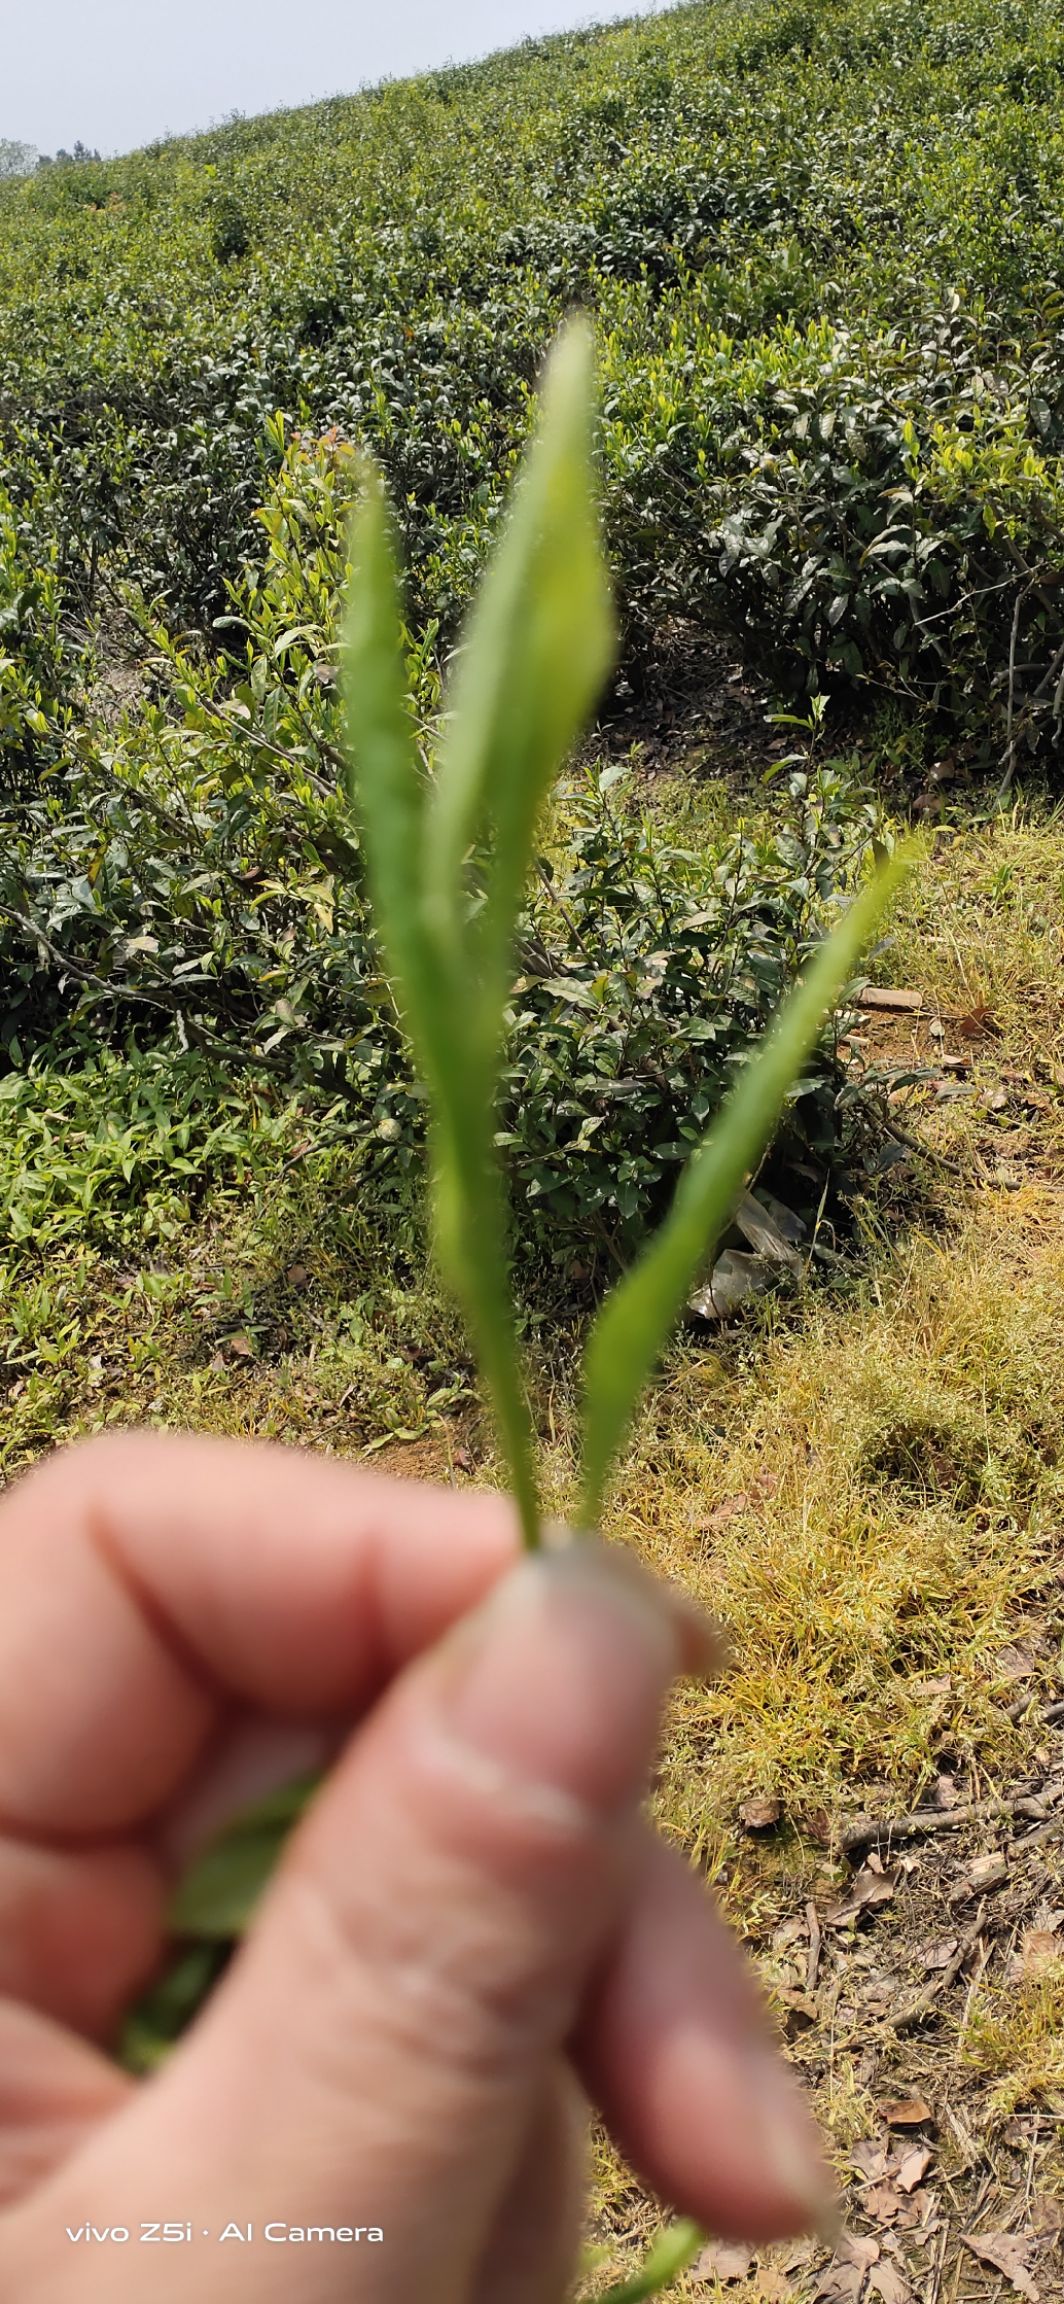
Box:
[1, 2, 1064, 2300]
[4, 0, 1064, 737]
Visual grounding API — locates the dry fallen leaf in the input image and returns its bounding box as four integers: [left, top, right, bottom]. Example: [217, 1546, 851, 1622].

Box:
[778, 1987, 818, 2033]
[1021, 1929, 1062, 1979]
[814, 2265, 863, 2301]
[881, 2097, 933, 2131]
[827, 1867, 896, 1926]
[868, 2264, 913, 2304]
[955, 1003, 1002, 1040]
[701, 1494, 750, 1532]
[816, 2234, 880, 2302]
[693, 2240, 754, 2284]
[994, 1635, 1047, 1684]
[851, 2141, 889, 2181]
[962, 2231, 1040, 2302]
[740, 1794, 783, 1833]
[895, 2147, 932, 2193]
[861, 2182, 903, 2224]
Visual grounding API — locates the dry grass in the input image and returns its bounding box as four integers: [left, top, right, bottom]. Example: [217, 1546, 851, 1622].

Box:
[578, 803, 1064, 2287]
[609, 1188, 1063, 1856]
[961, 1952, 1064, 2121]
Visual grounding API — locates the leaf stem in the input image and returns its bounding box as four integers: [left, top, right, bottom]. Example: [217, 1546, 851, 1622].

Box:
[581, 2220, 704, 2304]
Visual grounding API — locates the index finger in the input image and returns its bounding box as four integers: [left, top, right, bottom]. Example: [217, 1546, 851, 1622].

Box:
[0, 1433, 517, 1841]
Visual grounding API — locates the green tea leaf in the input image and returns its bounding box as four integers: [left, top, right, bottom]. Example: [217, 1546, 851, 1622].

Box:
[344, 321, 616, 1549]
[582, 2220, 703, 2304]
[426, 314, 616, 1046]
[169, 1770, 321, 1939]
[342, 468, 436, 1068]
[170, 1825, 291, 1939]
[121, 1942, 229, 2075]
[344, 457, 539, 1539]
[579, 850, 910, 1528]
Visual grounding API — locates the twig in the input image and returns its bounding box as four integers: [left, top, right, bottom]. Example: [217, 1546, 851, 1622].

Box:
[805, 1899, 823, 1997]
[839, 1786, 1060, 1858]
[928, 2218, 951, 2304]
[0, 900, 292, 1079]
[1008, 1806, 1064, 1853]
[957, 1924, 992, 2042]
[1005, 1689, 1038, 1724]
[996, 585, 1025, 799]
[876, 1908, 987, 2039]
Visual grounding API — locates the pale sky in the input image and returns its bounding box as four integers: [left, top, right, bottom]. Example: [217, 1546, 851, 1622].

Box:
[6, 0, 670, 160]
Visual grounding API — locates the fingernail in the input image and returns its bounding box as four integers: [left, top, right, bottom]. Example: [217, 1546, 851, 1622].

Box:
[439, 1549, 680, 1818]
[542, 1524, 729, 1684]
[753, 2055, 842, 2241]
[668, 1588, 733, 1683]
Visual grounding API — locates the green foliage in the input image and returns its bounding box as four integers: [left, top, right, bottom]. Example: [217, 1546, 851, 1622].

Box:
[169, 1774, 321, 1937]
[0, 141, 37, 181]
[2, 0, 1064, 771]
[507, 757, 888, 1285]
[209, 191, 250, 264]
[0, 1051, 289, 1257]
[578, 850, 904, 1526]
[2, 420, 886, 1293]
[0, 464, 71, 784]
[591, 2222, 703, 2304]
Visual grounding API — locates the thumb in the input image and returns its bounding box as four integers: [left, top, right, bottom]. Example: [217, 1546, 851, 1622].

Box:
[22, 1547, 690, 2302]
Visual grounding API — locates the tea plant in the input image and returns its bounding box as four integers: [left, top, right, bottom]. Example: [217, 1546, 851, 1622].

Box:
[128, 323, 904, 2294]
[1, 416, 885, 1292]
[345, 317, 902, 2295]
[5, 0, 1064, 776]
[344, 316, 905, 1551]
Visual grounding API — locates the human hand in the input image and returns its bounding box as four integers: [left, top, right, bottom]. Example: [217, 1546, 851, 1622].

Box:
[0, 1433, 835, 2300]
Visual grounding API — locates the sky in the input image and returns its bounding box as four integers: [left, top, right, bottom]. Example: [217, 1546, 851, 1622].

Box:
[7, 0, 670, 161]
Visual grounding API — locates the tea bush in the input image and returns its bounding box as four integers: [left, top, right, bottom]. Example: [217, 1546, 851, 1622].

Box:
[505, 759, 885, 1283]
[0, 462, 72, 787]
[0, 1052, 290, 1257]
[5, 0, 1061, 1303]
[0, 413, 887, 1287]
[2, 0, 1064, 772]
[601, 303, 1064, 765]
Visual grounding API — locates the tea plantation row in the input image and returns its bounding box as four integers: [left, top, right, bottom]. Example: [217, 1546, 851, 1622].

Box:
[1, 0, 1060, 1279]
